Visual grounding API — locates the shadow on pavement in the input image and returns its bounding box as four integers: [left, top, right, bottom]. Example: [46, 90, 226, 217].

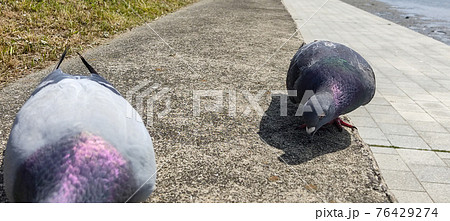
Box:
[258, 95, 352, 165]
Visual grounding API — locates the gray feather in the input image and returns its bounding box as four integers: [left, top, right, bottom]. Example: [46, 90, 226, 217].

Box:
[4, 51, 156, 202]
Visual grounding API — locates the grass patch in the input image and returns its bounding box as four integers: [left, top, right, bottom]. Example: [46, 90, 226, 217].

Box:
[0, 0, 196, 88]
[370, 144, 450, 153]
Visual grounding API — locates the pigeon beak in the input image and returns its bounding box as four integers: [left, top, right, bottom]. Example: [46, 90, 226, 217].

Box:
[306, 126, 316, 135]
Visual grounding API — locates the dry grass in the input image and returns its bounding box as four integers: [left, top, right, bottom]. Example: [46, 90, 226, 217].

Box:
[0, 0, 196, 88]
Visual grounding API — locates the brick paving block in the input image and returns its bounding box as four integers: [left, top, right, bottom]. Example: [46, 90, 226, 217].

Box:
[437, 118, 450, 130]
[375, 78, 393, 87]
[409, 63, 434, 73]
[418, 131, 450, 151]
[386, 75, 410, 84]
[425, 73, 448, 81]
[442, 100, 450, 108]
[373, 153, 410, 171]
[435, 79, 450, 86]
[378, 87, 407, 97]
[427, 110, 450, 121]
[408, 120, 448, 133]
[377, 82, 402, 89]
[394, 81, 421, 89]
[366, 104, 397, 114]
[420, 84, 446, 93]
[357, 127, 387, 140]
[410, 74, 434, 82]
[444, 159, 450, 167]
[380, 124, 418, 136]
[387, 61, 413, 71]
[436, 80, 450, 91]
[403, 90, 430, 101]
[436, 151, 450, 159]
[400, 85, 428, 94]
[398, 111, 435, 122]
[438, 95, 450, 104]
[422, 182, 450, 203]
[391, 103, 424, 113]
[370, 146, 397, 154]
[380, 170, 424, 191]
[417, 100, 450, 110]
[390, 190, 434, 203]
[370, 113, 408, 124]
[349, 116, 378, 128]
[387, 135, 430, 149]
[369, 97, 390, 106]
[366, 138, 392, 147]
[347, 107, 369, 117]
[384, 95, 415, 104]
[409, 165, 450, 184]
[397, 149, 446, 166]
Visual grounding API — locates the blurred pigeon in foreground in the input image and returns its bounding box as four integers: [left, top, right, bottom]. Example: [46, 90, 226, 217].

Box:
[4, 49, 156, 202]
[287, 40, 375, 135]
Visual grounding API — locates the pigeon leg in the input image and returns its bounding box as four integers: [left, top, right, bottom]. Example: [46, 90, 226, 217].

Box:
[332, 117, 356, 132]
[299, 118, 356, 132]
[333, 119, 343, 132]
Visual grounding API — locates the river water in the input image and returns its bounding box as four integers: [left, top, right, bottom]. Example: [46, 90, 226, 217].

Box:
[377, 0, 450, 44]
[379, 0, 450, 20]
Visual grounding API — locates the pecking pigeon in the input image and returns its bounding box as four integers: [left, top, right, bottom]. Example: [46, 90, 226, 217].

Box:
[3, 49, 156, 202]
[286, 40, 375, 135]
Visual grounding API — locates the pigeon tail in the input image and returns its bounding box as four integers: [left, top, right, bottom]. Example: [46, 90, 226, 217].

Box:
[54, 47, 69, 70]
[76, 52, 99, 75]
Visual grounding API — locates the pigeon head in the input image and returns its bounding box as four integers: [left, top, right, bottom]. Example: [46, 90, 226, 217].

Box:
[302, 92, 336, 136]
[13, 132, 136, 202]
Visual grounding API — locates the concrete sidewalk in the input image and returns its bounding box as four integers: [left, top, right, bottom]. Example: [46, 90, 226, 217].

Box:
[0, 0, 391, 202]
[283, 0, 450, 202]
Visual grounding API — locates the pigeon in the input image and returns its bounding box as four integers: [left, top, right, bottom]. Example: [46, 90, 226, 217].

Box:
[286, 40, 375, 135]
[3, 49, 156, 202]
